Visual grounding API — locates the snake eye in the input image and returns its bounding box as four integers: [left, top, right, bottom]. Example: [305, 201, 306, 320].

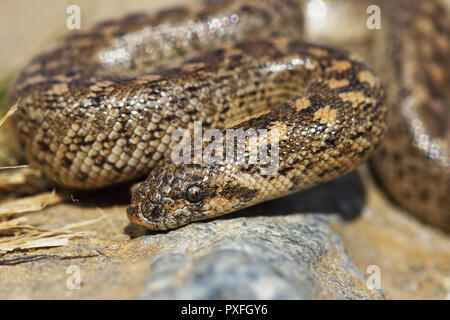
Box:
[185, 185, 203, 203]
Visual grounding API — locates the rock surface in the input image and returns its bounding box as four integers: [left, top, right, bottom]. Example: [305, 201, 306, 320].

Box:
[138, 213, 377, 299]
[0, 172, 382, 299]
[1, 162, 449, 299]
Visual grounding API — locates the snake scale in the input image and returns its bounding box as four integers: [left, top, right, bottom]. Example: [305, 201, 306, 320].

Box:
[8, 0, 449, 230]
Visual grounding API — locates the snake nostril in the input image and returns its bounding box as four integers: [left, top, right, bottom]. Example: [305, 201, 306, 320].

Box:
[141, 201, 164, 221]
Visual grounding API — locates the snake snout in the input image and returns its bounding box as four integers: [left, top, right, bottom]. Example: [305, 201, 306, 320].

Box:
[126, 200, 168, 229]
[141, 201, 166, 221]
[126, 181, 169, 229]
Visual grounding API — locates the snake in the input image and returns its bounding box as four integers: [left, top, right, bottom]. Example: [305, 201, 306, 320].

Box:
[7, 0, 449, 231]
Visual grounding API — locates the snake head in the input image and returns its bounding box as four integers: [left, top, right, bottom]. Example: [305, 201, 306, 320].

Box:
[127, 161, 222, 230]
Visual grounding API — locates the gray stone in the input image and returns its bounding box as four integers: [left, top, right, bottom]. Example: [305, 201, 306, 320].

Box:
[0, 172, 382, 299]
[134, 174, 380, 299]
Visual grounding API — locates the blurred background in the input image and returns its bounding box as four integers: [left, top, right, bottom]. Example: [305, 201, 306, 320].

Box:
[1, 0, 450, 76]
[0, 0, 189, 75]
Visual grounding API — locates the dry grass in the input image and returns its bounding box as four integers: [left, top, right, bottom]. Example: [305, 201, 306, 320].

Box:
[0, 218, 98, 254]
[0, 190, 63, 216]
[0, 99, 99, 256]
[0, 99, 18, 128]
[0, 191, 101, 255]
[0, 101, 52, 194]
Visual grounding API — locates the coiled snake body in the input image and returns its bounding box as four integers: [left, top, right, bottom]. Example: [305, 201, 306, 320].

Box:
[8, 0, 449, 230]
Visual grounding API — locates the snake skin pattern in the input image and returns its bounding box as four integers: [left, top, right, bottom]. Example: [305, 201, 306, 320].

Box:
[8, 0, 449, 230]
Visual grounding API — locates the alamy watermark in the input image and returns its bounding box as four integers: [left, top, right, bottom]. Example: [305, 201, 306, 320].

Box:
[366, 265, 381, 290]
[366, 5, 382, 30]
[66, 265, 81, 290]
[66, 5, 81, 30]
[171, 121, 280, 175]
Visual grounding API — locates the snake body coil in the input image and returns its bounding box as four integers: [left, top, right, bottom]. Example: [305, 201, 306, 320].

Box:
[8, 0, 449, 230]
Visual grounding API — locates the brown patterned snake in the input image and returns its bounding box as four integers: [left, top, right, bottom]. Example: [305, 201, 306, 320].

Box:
[8, 0, 449, 230]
